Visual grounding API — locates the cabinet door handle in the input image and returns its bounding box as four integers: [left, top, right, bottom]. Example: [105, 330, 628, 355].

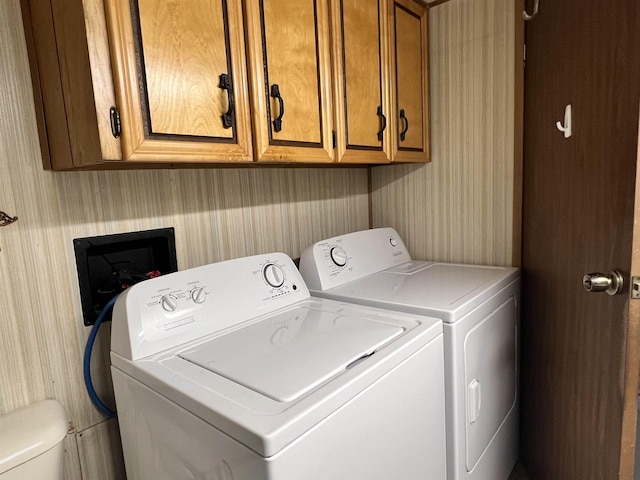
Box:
[270, 84, 285, 132]
[400, 109, 409, 142]
[377, 105, 386, 141]
[219, 74, 234, 129]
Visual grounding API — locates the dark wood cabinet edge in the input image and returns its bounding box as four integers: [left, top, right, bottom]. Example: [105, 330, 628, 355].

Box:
[20, 0, 104, 170]
[60, 160, 371, 171]
[425, 0, 453, 9]
[50, 0, 104, 168]
[20, 0, 57, 170]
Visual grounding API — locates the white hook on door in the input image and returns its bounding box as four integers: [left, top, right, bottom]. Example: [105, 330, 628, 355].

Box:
[523, 0, 539, 20]
[556, 104, 572, 139]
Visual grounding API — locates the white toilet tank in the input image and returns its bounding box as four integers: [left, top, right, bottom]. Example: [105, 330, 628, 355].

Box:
[0, 399, 68, 480]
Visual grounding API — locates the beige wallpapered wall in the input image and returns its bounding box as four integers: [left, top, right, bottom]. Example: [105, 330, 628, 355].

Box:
[0, 1, 369, 477]
[1, 0, 518, 477]
[372, 0, 518, 266]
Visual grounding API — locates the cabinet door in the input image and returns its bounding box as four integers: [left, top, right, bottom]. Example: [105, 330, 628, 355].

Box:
[105, 0, 252, 163]
[245, 0, 334, 163]
[331, 0, 391, 164]
[391, 0, 429, 163]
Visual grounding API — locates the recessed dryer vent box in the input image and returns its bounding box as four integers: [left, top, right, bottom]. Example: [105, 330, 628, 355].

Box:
[74, 228, 177, 326]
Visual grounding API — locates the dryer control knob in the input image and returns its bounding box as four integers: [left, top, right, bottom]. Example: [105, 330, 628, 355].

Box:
[330, 246, 347, 267]
[191, 287, 207, 304]
[160, 294, 178, 312]
[263, 263, 285, 288]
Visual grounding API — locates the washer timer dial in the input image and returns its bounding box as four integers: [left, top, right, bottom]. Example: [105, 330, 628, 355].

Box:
[160, 294, 178, 312]
[329, 246, 348, 267]
[191, 287, 207, 304]
[263, 263, 285, 288]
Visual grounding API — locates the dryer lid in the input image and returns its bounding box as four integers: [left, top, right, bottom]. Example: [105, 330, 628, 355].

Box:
[179, 305, 404, 402]
[315, 263, 519, 322]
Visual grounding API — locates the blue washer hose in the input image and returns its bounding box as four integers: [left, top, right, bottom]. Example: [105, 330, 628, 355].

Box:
[83, 294, 119, 418]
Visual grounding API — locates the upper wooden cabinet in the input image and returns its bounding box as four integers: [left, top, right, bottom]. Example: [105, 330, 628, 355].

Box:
[390, 0, 430, 163]
[244, 0, 334, 163]
[104, 0, 253, 162]
[20, 0, 428, 169]
[331, 0, 392, 164]
[21, 0, 253, 169]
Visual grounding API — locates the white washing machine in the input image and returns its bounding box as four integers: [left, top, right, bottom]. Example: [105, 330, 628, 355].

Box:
[299, 228, 520, 480]
[111, 252, 447, 480]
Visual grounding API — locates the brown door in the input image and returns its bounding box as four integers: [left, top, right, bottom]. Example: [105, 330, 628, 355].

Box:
[521, 1, 640, 479]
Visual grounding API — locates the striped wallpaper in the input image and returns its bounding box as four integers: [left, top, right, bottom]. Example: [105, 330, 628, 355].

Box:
[0, 0, 518, 477]
[372, 0, 519, 267]
[1, 1, 369, 476]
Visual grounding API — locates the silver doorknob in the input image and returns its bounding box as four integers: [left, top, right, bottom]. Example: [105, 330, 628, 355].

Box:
[582, 271, 624, 295]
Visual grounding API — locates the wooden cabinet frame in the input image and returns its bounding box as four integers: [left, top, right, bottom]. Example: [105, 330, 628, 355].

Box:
[390, 0, 430, 163]
[244, 0, 335, 163]
[104, 0, 253, 163]
[330, 0, 393, 164]
[20, 0, 429, 169]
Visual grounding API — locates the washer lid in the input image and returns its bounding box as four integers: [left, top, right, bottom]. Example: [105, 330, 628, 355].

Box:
[179, 306, 404, 402]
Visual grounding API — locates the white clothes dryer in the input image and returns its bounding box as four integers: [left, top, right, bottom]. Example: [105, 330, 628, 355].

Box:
[111, 252, 447, 480]
[299, 228, 520, 480]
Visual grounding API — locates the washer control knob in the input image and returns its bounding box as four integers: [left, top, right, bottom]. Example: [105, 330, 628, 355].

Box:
[160, 294, 178, 312]
[330, 246, 347, 267]
[191, 287, 207, 304]
[263, 263, 285, 288]
[389, 237, 398, 247]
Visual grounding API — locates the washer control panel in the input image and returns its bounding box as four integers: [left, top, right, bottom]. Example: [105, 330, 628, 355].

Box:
[263, 263, 285, 288]
[298, 227, 412, 291]
[160, 294, 179, 312]
[112, 252, 310, 360]
[191, 287, 207, 304]
[329, 246, 348, 267]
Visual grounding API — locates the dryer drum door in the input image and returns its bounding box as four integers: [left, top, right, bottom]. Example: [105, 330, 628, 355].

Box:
[464, 297, 517, 471]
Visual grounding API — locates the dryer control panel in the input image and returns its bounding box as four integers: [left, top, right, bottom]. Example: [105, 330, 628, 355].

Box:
[112, 253, 310, 360]
[299, 228, 412, 291]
